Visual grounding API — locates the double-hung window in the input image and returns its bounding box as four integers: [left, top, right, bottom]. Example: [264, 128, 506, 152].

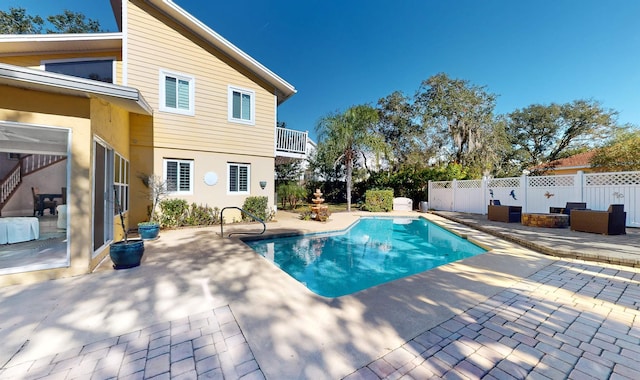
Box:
[228, 163, 250, 194]
[114, 153, 129, 213]
[228, 86, 255, 125]
[160, 70, 195, 115]
[164, 159, 193, 194]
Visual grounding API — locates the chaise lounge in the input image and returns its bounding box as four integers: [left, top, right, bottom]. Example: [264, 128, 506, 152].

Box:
[488, 200, 522, 223]
[570, 204, 626, 235]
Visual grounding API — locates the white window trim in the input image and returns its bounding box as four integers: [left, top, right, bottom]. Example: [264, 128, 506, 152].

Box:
[227, 85, 256, 125]
[163, 158, 194, 195]
[159, 69, 195, 116]
[41, 57, 117, 84]
[227, 163, 251, 195]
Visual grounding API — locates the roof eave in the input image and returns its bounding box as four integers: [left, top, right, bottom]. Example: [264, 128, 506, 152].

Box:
[0, 63, 152, 115]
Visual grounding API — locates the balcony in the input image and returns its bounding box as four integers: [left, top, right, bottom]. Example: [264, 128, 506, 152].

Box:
[275, 127, 307, 159]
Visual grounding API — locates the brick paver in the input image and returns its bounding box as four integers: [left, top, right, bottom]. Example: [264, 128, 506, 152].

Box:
[0, 306, 262, 379]
[2, 211, 640, 379]
[345, 259, 640, 379]
[8, 260, 635, 380]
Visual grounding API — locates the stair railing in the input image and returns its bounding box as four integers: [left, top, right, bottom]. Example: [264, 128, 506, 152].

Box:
[219, 207, 266, 238]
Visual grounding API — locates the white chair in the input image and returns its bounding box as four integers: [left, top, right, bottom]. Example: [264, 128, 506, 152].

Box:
[56, 205, 67, 229]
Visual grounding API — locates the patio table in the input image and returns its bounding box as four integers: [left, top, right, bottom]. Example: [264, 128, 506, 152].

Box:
[521, 213, 569, 228]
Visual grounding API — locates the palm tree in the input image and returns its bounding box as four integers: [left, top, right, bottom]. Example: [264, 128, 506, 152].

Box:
[315, 105, 387, 211]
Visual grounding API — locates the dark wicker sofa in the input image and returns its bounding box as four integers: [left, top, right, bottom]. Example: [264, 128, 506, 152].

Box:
[570, 204, 626, 235]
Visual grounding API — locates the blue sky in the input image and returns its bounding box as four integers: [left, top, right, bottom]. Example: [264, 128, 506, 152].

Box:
[5, 0, 640, 141]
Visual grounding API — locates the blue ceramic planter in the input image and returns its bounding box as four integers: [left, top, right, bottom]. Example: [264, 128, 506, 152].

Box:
[110, 239, 144, 269]
[138, 223, 160, 240]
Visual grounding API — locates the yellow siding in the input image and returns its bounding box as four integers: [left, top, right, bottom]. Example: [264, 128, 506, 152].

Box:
[126, 1, 276, 158]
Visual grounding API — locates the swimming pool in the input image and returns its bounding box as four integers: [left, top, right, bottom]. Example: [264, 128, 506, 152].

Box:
[245, 217, 486, 297]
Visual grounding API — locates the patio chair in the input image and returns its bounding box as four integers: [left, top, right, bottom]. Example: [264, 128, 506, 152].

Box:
[549, 202, 587, 224]
[488, 200, 522, 223]
[570, 204, 626, 235]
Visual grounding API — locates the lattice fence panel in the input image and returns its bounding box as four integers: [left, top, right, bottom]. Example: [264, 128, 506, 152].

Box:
[431, 181, 452, 189]
[488, 178, 521, 188]
[585, 172, 640, 186]
[528, 175, 574, 188]
[457, 180, 482, 189]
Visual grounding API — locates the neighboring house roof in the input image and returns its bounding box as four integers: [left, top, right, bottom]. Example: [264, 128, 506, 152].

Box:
[532, 151, 596, 172]
[0, 62, 152, 115]
[0, 0, 296, 105]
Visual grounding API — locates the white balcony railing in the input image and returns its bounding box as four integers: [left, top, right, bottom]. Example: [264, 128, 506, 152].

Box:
[276, 127, 307, 158]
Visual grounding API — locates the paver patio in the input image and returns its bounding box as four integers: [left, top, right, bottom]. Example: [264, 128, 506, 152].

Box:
[0, 211, 638, 379]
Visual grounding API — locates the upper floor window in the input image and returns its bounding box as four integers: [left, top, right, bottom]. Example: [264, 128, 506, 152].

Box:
[228, 163, 250, 194]
[43, 58, 114, 83]
[160, 70, 195, 115]
[228, 86, 255, 125]
[164, 158, 193, 194]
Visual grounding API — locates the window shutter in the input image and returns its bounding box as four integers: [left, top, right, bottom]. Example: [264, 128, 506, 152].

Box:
[232, 91, 241, 119]
[239, 166, 248, 191]
[241, 93, 251, 120]
[166, 161, 178, 191]
[178, 79, 190, 110]
[165, 77, 177, 108]
[178, 162, 190, 191]
[229, 165, 238, 192]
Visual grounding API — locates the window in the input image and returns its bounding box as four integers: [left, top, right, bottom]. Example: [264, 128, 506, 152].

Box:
[228, 163, 250, 194]
[160, 70, 195, 115]
[114, 153, 130, 214]
[228, 86, 255, 124]
[44, 58, 114, 83]
[164, 159, 193, 194]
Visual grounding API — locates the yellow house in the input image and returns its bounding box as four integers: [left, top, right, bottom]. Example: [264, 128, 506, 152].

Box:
[0, 0, 297, 286]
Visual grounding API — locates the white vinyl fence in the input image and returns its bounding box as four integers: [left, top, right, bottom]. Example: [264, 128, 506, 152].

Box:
[429, 171, 640, 227]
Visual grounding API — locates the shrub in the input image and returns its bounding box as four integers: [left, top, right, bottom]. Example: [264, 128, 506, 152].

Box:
[157, 200, 221, 227]
[158, 199, 189, 227]
[186, 204, 220, 226]
[242, 196, 273, 222]
[277, 183, 307, 209]
[362, 189, 393, 212]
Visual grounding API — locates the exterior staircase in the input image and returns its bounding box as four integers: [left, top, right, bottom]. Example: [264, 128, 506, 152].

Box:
[0, 154, 66, 216]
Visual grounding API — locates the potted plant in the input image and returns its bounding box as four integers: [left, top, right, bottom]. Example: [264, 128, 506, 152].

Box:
[137, 174, 169, 240]
[110, 186, 144, 269]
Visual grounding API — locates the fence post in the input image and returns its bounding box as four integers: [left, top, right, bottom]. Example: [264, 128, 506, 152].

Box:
[576, 170, 584, 202]
[521, 173, 529, 213]
[452, 179, 457, 211]
[482, 175, 488, 215]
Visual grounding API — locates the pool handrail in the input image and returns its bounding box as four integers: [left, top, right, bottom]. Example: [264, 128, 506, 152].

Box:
[220, 206, 266, 238]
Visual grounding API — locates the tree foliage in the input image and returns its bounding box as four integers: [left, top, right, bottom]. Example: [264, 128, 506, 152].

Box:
[414, 73, 498, 176]
[46, 10, 101, 33]
[315, 104, 387, 211]
[375, 91, 424, 169]
[507, 99, 619, 174]
[591, 129, 640, 172]
[0, 7, 102, 34]
[0, 7, 43, 34]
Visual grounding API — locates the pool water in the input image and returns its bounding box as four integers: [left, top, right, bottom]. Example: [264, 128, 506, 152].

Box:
[245, 217, 486, 297]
